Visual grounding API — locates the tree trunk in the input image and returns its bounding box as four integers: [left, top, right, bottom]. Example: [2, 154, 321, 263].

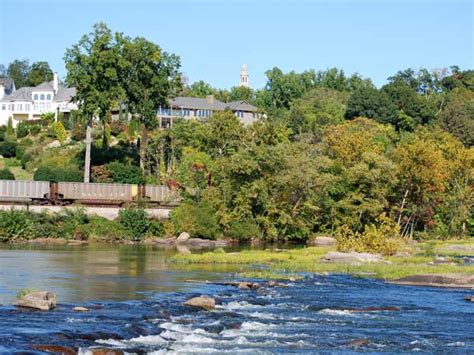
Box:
[84, 120, 92, 183]
[140, 127, 148, 173]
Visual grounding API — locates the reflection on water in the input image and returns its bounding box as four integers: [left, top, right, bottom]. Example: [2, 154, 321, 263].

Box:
[0, 243, 239, 303]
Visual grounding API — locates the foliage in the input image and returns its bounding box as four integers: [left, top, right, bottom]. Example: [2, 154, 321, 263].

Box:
[118, 207, 157, 241]
[6, 117, 14, 139]
[170, 201, 220, 239]
[26, 61, 54, 86]
[0, 210, 34, 242]
[336, 214, 406, 255]
[33, 166, 83, 182]
[0, 141, 17, 158]
[16, 122, 29, 138]
[0, 168, 15, 180]
[51, 121, 68, 144]
[106, 161, 144, 184]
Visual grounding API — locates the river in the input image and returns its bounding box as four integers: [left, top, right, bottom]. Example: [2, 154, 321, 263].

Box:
[0, 244, 473, 353]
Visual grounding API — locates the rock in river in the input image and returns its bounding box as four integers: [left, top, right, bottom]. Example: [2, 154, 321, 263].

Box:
[321, 251, 384, 264]
[176, 232, 191, 243]
[184, 296, 215, 311]
[307, 236, 336, 247]
[73, 306, 89, 312]
[391, 273, 474, 289]
[464, 295, 474, 302]
[31, 345, 76, 354]
[15, 291, 57, 311]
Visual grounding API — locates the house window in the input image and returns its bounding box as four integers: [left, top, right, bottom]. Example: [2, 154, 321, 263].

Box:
[18, 104, 22, 111]
[40, 94, 45, 100]
[161, 117, 171, 128]
[46, 94, 51, 100]
[34, 94, 38, 100]
[25, 104, 30, 111]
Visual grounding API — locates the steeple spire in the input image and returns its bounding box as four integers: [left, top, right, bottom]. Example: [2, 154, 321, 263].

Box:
[240, 64, 249, 87]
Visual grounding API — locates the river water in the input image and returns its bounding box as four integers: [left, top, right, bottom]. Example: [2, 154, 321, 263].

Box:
[0, 244, 473, 354]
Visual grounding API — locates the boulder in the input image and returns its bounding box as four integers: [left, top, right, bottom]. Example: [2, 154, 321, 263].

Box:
[238, 282, 251, 290]
[464, 295, 474, 302]
[187, 238, 214, 248]
[184, 296, 215, 311]
[31, 345, 76, 354]
[391, 273, 474, 289]
[345, 306, 400, 312]
[347, 339, 369, 347]
[73, 306, 89, 312]
[154, 237, 176, 245]
[15, 291, 57, 311]
[321, 251, 384, 265]
[213, 239, 230, 248]
[46, 140, 61, 149]
[89, 348, 125, 355]
[267, 281, 288, 288]
[307, 236, 336, 247]
[176, 232, 191, 243]
[429, 257, 456, 265]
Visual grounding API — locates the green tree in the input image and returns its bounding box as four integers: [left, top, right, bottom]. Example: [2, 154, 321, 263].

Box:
[229, 86, 254, 102]
[7, 59, 29, 88]
[64, 22, 125, 182]
[26, 61, 53, 86]
[187, 80, 215, 98]
[119, 34, 182, 171]
[438, 88, 474, 146]
[345, 86, 398, 125]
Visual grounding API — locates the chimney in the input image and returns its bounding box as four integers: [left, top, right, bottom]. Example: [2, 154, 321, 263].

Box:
[53, 72, 59, 94]
[206, 95, 215, 104]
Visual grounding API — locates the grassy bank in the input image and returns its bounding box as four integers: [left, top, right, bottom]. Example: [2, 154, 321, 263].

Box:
[170, 240, 474, 280]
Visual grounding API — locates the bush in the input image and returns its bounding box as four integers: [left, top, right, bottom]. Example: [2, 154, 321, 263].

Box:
[16, 122, 29, 138]
[0, 141, 17, 158]
[336, 214, 405, 256]
[0, 168, 15, 180]
[54, 208, 89, 240]
[170, 201, 220, 239]
[119, 207, 150, 241]
[83, 216, 126, 240]
[106, 161, 144, 184]
[0, 210, 34, 242]
[51, 121, 68, 144]
[29, 125, 42, 136]
[34, 166, 83, 182]
[226, 219, 261, 241]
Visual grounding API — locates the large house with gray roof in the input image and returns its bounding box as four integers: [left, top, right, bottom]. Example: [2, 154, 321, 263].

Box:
[157, 95, 259, 128]
[0, 73, 77, 126]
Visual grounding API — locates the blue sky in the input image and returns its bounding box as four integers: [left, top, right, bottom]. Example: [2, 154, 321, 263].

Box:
[0, 0, 472, 89]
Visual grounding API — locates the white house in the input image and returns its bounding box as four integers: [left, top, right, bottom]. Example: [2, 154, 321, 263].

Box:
[0, 73, 77, 126]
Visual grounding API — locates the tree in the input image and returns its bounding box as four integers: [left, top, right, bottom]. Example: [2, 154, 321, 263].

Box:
[120, 35, 182, 171]
[64, 22, 125, 182]
[438, 88, 474, 146]
[26, 61, 53, 86]
[229, 86, 254, 102]
[187, 80, 215, 98]
[7, 59, 29, 88]
[345, 86, 398, 125]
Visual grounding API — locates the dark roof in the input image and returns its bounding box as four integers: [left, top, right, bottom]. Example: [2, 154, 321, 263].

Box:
[0, 80, 76, 103]
[0, 78, 15, 95]
[54, 87, 76, 102]
[1, 87, 33, 102]
[226, 100, 258, 112]
[169, 96, 227, 110]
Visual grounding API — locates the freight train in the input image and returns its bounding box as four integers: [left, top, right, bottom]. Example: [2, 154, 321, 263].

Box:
[0, 180, 181, 207]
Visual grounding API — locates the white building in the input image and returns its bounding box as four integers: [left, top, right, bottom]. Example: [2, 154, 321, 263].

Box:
[240, 64, 249, 87]
[0, 73, 77, 126]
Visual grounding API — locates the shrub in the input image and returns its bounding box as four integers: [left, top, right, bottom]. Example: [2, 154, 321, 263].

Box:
[119, 207, 150, 241]
[0, 168, 15, 180]
[54, 208, 90, 240]
[106, 161, 144, 184]
[226, 220, 261, 241]
[0, 141, 17, 158]
[0, 210, 34, 242]
[336, 214, 405, 256]
[29, 125, 42, 136]
[170, 201, 220, 240]
[34, 166, 83, 182]
[83, 216, 126, 240]
[16, 122, 29, 138]
[51, 121, 68, 144]
[6, 117, 14, 138]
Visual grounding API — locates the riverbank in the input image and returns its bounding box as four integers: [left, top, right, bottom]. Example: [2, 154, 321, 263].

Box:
[170, 239, 474, 285]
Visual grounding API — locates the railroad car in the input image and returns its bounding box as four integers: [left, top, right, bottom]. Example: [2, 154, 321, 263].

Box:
[0, 180, 180, 206]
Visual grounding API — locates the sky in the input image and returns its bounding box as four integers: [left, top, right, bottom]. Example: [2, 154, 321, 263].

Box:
[0, 0, 472, 89]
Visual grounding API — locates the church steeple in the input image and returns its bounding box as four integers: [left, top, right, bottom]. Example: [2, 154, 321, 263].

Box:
[240, 64, 249, 87]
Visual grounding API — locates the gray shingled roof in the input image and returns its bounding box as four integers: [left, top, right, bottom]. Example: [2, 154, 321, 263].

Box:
[0, 87, 33, 102]
[33, 81, 55, 91]
[226, 100, 258, 112]
[54, 87, 76, 102]
[169, 96, 227, 110]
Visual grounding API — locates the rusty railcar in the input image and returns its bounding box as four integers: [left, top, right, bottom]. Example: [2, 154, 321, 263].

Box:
[142, 185, 181, 206]
[55, 182, 138, 205]
[0, 180, 50, 204]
